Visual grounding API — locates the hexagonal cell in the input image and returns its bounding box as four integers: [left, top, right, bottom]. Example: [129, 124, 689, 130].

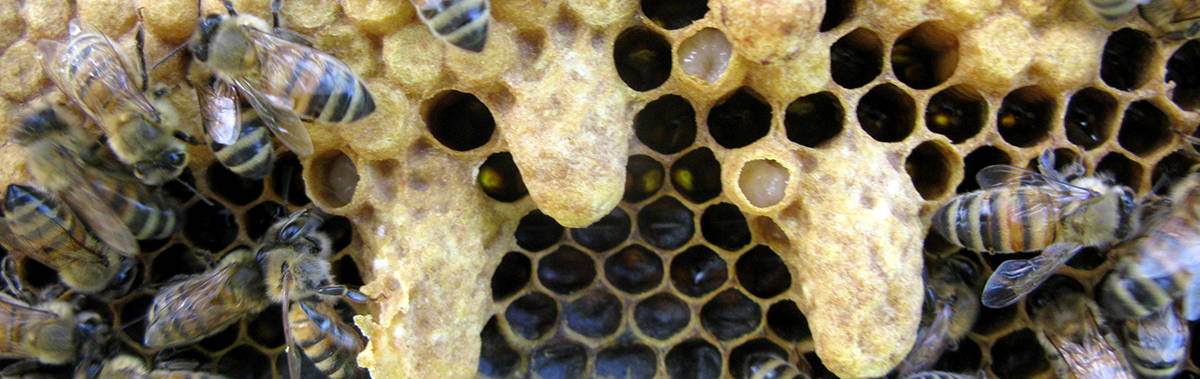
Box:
[858, 84, 916, 143]
[905, 140, 956, 200]
[708, 88, 772, 149]
[1064, 88, 1117, 150]
[700, 288, 762, 340]
[1022, 147, 1080, 177]
[956, 146, 1010, 193]
[821, 0, 853, 31]
[310, 150, 358, 208]
[671, 245, 727, 297]
[505, 291, 558, 340]
[604, 244, 664, 294]
[478, 316, 521, 378]
[492, 252, 532, 300]
[595, 343, 657, 379]
[1096, 152, 1143, 189]
[766, 300, 811, 341]
[570, 207, 631, 253]
[972, 298, 1018, 337]
[625, 155, 666, 204]
[642, 0, 708, 30]
[666, 339, 723, 379]
[207, 161, 263, 206]
[678, 28, 733, 83]
[785, 92, 845, 148]
[638, 197, 696, 250]
[671, 148, 722, 203]
[515, 210, 565, 253]
[320, 215, 354, 253]
[614, 27, 672, 91]
[183, 201, 238, 252]
[425, 90, 496, 151]
[700, 203, 751, 251]
[831, 28, 883, 89]
[1117, 100, 1171, 156]
[634, 94, 697, 155]
[150, 244, 211, 284]
[244, 201, 287, 242]
[197, 320, 241, 353]
[247, 304, 285, 348]
[1065, 246, 1107, 271]
[331, 254, 363, 289]
[118, 293, 153, 345]
[564, 289, 623, 338]
[1151, 152, 1198, 196]
[933, 337, 981, 373]
[216, 345, 275, 379]
[738, 159, 789, 208]
[530, 340, 588, 378]
[1167, 40, 1200, 110]
[735, 245, 791, 299]
[997, 86, 1054, 148]
[892, 22, 958, 90]
[478, 152, 528, 203]
[1101, 28, 1154, 91]
[271, 152, 311, 206]
[991, 329, 1050, 378]
[634, 292, 691, 340]
[804, 352, 837, 378]
[729, 339, 788, 378]
[926, 85, 985, 144]
[537, 245, 596, 295]
[20, 259, 59, 290]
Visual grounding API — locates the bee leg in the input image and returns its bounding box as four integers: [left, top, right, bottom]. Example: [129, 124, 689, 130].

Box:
[0, 256, 31, 302]
[155, 359, 201, 371]
[172, 130, 202, 145]
[0, 360, 42, 376]
[134, 8, 151, 95]
[272, 0, 283, 29]
[316, 285, 370, 302]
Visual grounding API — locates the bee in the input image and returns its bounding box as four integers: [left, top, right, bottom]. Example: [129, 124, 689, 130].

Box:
[1085, 0, 1200, 40]
[896, 255, 982, 375]
[193, 69, 275, 180]
[0, 291, 108, 375]
[1031, 278, 1135, 379]
[187, 0, 376, 158]
[742, 353, 810, 379]
[92, 354, 229, 379]
[286, 301, 365, 379]
[899, 371, 980, 379]
[931, 149, 1140, 308]
[143, 247, 269, 349]
[1117, 307, 1188, 379]
[36, 18, 196, 186]
[410, 0, 491, 52]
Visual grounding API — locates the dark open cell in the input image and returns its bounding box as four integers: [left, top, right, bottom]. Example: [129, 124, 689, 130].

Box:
[312, 150, 357, 208]
[634, 292, 691, 340]
[1022, 147, 1079, 177]
[1065, 88, 1117, 150]
[1063, 246, 1106, 271]
[478, 152, 527, 202]
[138, 233, 172, 253]
[504, 291, 558, 340]
[208, 162, 263, 206]
[1167, 40, 1200, 110]
[271, 152, 310, 206]
[313, 216, 353, 254]
[625, 155, 666, 204]
[492, 252, 532, 300]
[905, 140, 955, 200]
[531, 340, 588, 379]
[997, 86, 1055, 147]
[666, 339, 723, 379]
[245, 201, 287, 242]
[570, 207, 631, 253]
[785, 92, 844, 148]
[118, 293, 153, 345]
[641, 0, 708, 29]
[515, 210, 564, 252]
[276, 348, 336, 379]
[991, 329, 1050, 378]
[708, 88, 772, 149]
[804, 352, 836, 379]
[926, 85, 985, 143]
[218, 345, 274, 379]
[595, 343, 657, 379]
[162, 168, 198, 203]
[537, 245, 595, 295]
[604, 244, 664, 294]
[20, 258, 58, 289]
[857, 84, 916, 143]
[1027, 276, 1085, 315]
[700, 203, 751, 251]
[728, 339, 788, 379]
[1096, 152, 1143, 190]
[1152, 152, 1198, 196]
[956, 146, 1010, 193]
[635, 95, 698, 155]
[638, 197, 695, 250]
[766, 300, 811, 341]
[820, 0, 853, 31]
[700, 288, 762, 340]
[671, 245, 727, 297]
[479, 316, 521, 378]
[426, 90, 495, 151]
[671, 148, 722, 203]
[971, 296, 1018, 337]
[1101, 28, 1153, 91]
[564, 289, 623, 338]
[248, 304, 285, 348]
[892, 22, 958, 90]
[197, 320, 241, 353]
[183, 200, 237, 252]
[332, 254, 364, 288]
[831, 28, 883, 89]
[735, 245, 792, 299]
[1118, 100, 1171, 156]
[150, 244, 211, 284]
[933, 337, 981, 373]
[614, 27, 672, 91]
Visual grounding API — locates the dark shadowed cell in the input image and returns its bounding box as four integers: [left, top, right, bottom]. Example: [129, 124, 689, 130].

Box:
[857, 84, 916, 143]
[118, 293, 153, 345]
[891, 22, 958, 90]
[671, 148, 722, 203]
[666, 339, 723, 379]
[595, 343, 657, 379]
[831, 28, 883, 89]
[990, 329, 1049, 378]
[635, 292, 691, 340]
[505, 291, 558, 340]
[319, 214, 354, 253]
[244, 201, 287, 242]
[729, 339, 789, 379]
[332, 254, 364, 288]
[426, 91, 495, 151]
[635, 95, 697, 154]
[605, 244, 664, 294]
[735, 246, 792, 299]
[150, 244, 211, 285]
[905, 140, 955, 200]
[625, 155, 665, 204]
[207, 161, 264, 206]
[766, 300, 811, 341]
[926, 85, 985, 143]
[1167, 40, 1200, 110]
[670, 245, 727, 297]
[956, 146, 1009, 193]
[20, 258, 58, 290]
[707, 88, 772, 149]
[478, 316, 521, 378]
[641, 0, 708, 29]
[820, 0, 852, 31]
[1064, 88, 1116, 150]
[478, 152, 527, 202]
[570, 207, 631, 253]
[1152, 152, 1198, 196]
[933, 337, 981, 373]
[1117, 100, 1170, 156]
[564, 289, 623, 338]
[700, 203, 751, 251]
[271, 152, 310, 206]
[218, 346, 273, 379]
[638, 197, 695, 250]
[162, 168, 198, 203]
[785, 92, 844, 148]
[1096, 152, 1143, 190]
[531, 340, 588, 379]
[1101, 28, 1152, 91]
[700, 289, 762, 340]
[248, 304, 285, 348]
[614, 27, 672, 91]
[515, 210, 564, 252]
[197, 321, 241, 353]
[1064, 246, 1107, 271]
[183, 201, 238, 252]
[996, 87, 1054, 147]
[537, 245, 595, 295]
[804, 352, 837, 379]
[492, 252, 532, 300]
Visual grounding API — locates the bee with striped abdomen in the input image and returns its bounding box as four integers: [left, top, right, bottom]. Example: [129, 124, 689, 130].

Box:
[286, 301, 364, 379]
[742, 353, 810, 379]
[410, 0, 491, 52]
[187, 0, 376, 157]
[0, 290, 108, 375]
[899, 371, 980, 379]
[1117, 307, 1188, 379]
[1031, 278, 1135, 379]
[932, 149, 1140, 308]
[143, 247, 269, 349]
[193, 67, 275, 179]
[92, 354, 229, 379]
[896, 255, 982, 375]
[1085, 0, 1200, 40]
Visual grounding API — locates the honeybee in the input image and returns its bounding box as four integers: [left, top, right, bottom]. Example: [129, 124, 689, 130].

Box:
[187, 0, 376, 157]
[742, 353, 810, 379]
[931, 149, 1140, 308]
[895, 255, 982, 375]
[37, 18, 195, 186]
[1031, 279, 1135, 379]
[143, 247, 269, 349]
[1084, 0, 1200, 40]
[0, 291, 108, 375]
[92, 354, 229, 379]
[1117, 307, 1188, 379]
[286, 301, 365, 379]
[193, 69, 274, 180]
[899, 371, 980, 379]
[410, 0, 491, 52]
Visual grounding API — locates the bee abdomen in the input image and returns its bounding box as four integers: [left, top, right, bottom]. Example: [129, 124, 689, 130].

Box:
[1121, 309, 1188, 379]
[1086, 0, 1140, 21]
[1099, 263, 1178, 320]
[932, 189, 1058, 253]
[97, 185, 179, 241]
[286, 59, 375, 125]
[212, 123, 274, 180]
[745, 354, 808, 379]
[418, 0, 490, 52]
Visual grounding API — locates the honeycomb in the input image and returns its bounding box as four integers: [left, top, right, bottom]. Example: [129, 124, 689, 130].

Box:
[1, 0, 1200, 378]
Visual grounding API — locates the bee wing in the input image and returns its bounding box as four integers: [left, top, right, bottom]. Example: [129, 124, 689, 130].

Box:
[281, 272, 302, 379]
[197, 79, 242, 145]
[38, 22, 159, 125]
[0, 212, 110, 271]
[1183, 274, 1200, 321]
[156, 264, 251, 330]
[230, 77, 314, 157]
[900, 371, 977, 379]
[976, 165, 1098, 197]
[0, 292, 60, 358]
[58, 166, 140, 257]
[981, 243, 1082, 308]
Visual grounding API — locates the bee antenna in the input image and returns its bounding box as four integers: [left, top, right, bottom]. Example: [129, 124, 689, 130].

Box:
[149, 44, 188, 74]
[222, 0, 237, 15]
[118, 311, 149, 330]
[174, 178, 214, 206]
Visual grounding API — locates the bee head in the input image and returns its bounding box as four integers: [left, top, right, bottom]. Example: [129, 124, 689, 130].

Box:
[189, 14, 225, 63]
[133, 149, 187, 186]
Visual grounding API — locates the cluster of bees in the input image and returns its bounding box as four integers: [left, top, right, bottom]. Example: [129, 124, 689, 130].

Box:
[0, 0, 493, 377]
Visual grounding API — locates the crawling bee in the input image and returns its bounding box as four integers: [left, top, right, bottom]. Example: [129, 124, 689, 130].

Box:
[1031, 278, 1135, 379]
[0, 290, 108, 376]
[932, 149, 1140, 308]
[91, 354, 229, 379]
[899, 371, 981, 379]
[410, 0, 491, 52]
[742, 353, 810, 379]
[1084, 0, 1200, 40]
[37, 18, 195, 186]
[895, 255, 982, 375]
[143, 247, 269, 349]
[286, 301, 365, 379]
[1117, 307, 1188, 379]
[193, 68, 275, 179]
[187, 0, 375, 157]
